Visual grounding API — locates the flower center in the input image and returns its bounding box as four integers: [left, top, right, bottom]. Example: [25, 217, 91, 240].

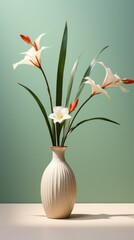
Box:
[56, 112, 63, 120]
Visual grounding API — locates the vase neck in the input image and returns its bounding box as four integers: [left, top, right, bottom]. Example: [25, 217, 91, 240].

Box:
[50, 146, 67, 162]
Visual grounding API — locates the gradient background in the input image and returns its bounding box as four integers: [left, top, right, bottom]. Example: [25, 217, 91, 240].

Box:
[0, 0, 134, 203]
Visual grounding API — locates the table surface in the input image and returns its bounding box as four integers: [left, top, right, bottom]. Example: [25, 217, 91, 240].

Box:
[0, 203, 134, 240]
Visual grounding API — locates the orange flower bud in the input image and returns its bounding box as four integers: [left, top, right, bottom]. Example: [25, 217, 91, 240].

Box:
[122, 79, 134, 84]
[69, 98, 79, 113]
[20, 34, 32, 44]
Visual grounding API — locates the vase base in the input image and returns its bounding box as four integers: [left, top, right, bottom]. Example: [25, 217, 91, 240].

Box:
[46, 214, 71, 219]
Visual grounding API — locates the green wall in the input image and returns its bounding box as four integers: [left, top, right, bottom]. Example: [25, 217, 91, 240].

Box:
[0, 0, 134, 203]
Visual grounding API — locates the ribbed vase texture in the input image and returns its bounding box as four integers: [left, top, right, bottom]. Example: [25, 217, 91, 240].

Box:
[41, 147, 76, 219]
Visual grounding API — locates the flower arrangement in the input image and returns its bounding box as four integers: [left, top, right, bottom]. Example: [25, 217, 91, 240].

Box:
[13, 23, 134, 147]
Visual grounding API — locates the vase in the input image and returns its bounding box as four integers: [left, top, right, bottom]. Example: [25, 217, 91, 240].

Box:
[40, 146, 76, 219]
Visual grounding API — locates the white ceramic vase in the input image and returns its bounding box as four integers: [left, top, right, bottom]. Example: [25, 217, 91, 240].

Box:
[41, 146, 76, 219]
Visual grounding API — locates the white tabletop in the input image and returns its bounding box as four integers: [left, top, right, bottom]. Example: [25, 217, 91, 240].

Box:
[0, 203, 134, 240]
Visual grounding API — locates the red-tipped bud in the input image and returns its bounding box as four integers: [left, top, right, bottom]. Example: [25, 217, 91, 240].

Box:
[122, 78, 134, 84]
[20, 34, 32, 44]
[69, 98, 79, 113]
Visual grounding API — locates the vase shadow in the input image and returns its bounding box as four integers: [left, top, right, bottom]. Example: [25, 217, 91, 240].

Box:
[32, 213, 134, 220]
[70, 213, 134, 220]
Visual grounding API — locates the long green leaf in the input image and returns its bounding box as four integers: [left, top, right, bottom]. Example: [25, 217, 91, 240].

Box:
[18, 83, 55, 145]
[69, 117, 119, 134]
[65, 56, 80, 107]
[75, 45, 109, 99]
[62, 56, 80, 145]
[55, 23, 68, 145]
[56, 23, 68, 106]
[61, 117, 119, 146]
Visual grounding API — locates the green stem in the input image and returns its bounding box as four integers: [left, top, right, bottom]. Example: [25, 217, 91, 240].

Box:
[61, 95, 93, 146]
[70, 95, 93, 128]
[55, 123, 59, 146]
[39, 66, 56, 145]
[39, 66, 53, 112]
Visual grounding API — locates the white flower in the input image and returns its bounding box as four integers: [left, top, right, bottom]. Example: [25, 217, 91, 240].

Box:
[100, 62, 128, 93]
[85, 76, 109, 98]
[13, 33, 47, 69]
[49, 107, 71, 124]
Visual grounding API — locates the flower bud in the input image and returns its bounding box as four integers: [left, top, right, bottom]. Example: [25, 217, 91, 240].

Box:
[122, 78, 134, 84]
[20, 34, 32, 44]
[69, 98, 79, 113]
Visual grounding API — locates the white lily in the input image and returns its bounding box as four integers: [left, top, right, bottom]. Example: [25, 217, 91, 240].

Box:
[85, 76, 109, 98]
[100, 62, 128, 93]
[13, 33, 47, 69]
[49, 107, 71, 124]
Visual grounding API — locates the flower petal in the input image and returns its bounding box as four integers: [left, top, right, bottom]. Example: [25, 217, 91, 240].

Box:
[35, 33, 46, 49]
[13, 58, 34, 69]
[13, 33, 48, 70]
[53, 106, 63, 112]
[35, 46, 48, 61]
[21, 46, 36, 58]
[19, 46, 47, 67]
[85, 76, 109, 98]
[62, 107, 69, 115]
[118, 85, 129, 93]
[103, 69, 120, 88]
[49, 106, 71, 124]
[98, 62, 129, 93]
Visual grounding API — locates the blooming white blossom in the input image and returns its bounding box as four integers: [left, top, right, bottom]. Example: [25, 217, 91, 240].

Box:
[49, 107, 71, 124]
[13, 33, 47, 69]
[100, 62, 128, 92]
[85, 76, 109, 98]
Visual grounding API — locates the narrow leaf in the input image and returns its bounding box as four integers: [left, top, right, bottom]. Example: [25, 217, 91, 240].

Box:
[62, 117, 119, 146]
[75, 45, 109, 99]
[18, 83, 55, 145]
[65, 56, 80, 107]
[56, 23, 68, 106]
[56, 23, 68, 145]
[69, 117, 119, 135]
